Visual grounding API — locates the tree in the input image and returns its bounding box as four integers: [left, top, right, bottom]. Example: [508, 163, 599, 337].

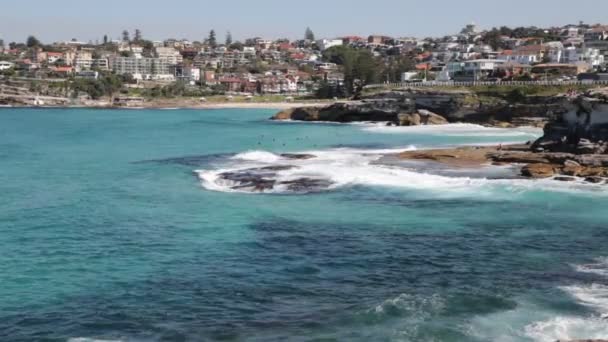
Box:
[134, 29, 142, 43]
[229, 41, 244, 51]
[483, 28, 505, 51]
[208, 30, 217, 48]
[305, 27, 315, 41]
[321, 45, 381, 97]
[122, 30, 130, 43]
[26, 36, 41, 48]
[225, 31, 233, 46]
[103, 35, 108, 45]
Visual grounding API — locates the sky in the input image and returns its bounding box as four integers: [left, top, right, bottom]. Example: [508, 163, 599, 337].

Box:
[1, 0, 608, 44]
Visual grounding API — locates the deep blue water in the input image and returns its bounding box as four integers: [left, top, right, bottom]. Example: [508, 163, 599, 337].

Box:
[1, 108, 608, 342]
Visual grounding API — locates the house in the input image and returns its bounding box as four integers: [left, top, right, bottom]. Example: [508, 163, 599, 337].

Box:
[155, 47, 183, 65]
[341, 36, 365, 45]
[585, 26, 608, 56]
[47, 52, 64, 64]
[315, 39, 343, 51]
[545, 42, 564, 63]
[564, 47, 605, 68]
[444, 59, 505, 81]
[219, 77, 243, 92]
[202, 70, 217, 85]
[531, 63, 588, 77]
[50, 66, 74, 76]
[368, 35, 392, 45]
[0, 61, 14, 70]
[495, 62, 532, 79]
[499, 45, 546, 65]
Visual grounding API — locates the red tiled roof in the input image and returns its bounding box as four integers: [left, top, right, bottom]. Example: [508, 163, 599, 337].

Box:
[51, 66, 73, 72]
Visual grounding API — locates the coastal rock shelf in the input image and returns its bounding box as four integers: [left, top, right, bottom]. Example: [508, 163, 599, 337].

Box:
[393, 87, 608, 183]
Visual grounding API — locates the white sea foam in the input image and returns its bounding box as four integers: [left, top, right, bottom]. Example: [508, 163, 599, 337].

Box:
[521, 259, 608, 342]
[197, 147, 608, 196]
[524, 315, 608, 342]
[574, 257, 608, 277]
[561, 284, 608, 312]
[231, 150, 283, 163]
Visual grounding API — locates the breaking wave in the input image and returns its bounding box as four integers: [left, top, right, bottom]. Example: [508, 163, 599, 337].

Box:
[523, 257, 608, 342]
[195, 147, 607, 195]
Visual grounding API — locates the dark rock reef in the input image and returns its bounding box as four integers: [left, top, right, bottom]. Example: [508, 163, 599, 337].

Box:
[216, 165, 333, 193]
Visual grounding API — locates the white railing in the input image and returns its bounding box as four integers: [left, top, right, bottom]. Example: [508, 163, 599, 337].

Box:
[364, 80, 608, 89]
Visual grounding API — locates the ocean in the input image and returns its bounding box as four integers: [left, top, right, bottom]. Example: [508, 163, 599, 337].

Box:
[1, 107, 607, 342]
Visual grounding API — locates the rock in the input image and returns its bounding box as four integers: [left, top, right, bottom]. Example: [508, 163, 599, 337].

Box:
[398, 112, 421, 126]
[521, 163, 557, 178]
[584, 176, 605, 184]
[564, 160, 581, 168]
[218, 166, 296, 192]
[554, 176, 577, 182]
[562, 160, 583, 176]
[575, 154, 608, 167]
[490, 152, 551, 164]
[578, 167, 608, 177]
[418, 109, 449, 125]
[562, 165, 583, 176]
[279, 178, 333, 192]
[280, 153, 316, 160]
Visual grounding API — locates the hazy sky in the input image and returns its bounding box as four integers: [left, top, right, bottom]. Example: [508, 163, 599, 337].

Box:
[1, 0, 607, 44]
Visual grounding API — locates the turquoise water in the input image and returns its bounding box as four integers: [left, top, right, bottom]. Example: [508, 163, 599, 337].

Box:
[1, 108, 608, 342]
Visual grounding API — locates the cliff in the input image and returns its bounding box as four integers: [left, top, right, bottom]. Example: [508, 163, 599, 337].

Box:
[272, 87, 568, 126]
[272, 100, 447, 126]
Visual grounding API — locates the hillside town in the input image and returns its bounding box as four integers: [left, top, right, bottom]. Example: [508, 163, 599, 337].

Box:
[0, 22, 608, 105]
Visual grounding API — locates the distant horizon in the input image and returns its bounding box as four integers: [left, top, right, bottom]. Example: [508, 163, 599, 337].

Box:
[1, 0, 608, 44]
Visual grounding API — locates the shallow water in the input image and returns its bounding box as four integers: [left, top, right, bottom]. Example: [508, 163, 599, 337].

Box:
[1, 108, 607, 342]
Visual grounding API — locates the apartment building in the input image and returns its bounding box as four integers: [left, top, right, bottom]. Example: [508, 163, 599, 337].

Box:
[110, 57, 173, 78]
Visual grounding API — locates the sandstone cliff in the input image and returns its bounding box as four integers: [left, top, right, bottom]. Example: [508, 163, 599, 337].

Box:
[272, 88, 568, 126]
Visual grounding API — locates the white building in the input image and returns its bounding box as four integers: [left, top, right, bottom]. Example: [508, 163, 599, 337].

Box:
[74, 58, 109, 71]
[110, 57, 174, 78]
[315, 39, 343, 51]
[545, 42, 564, 63]
[155, 47, 183, 65]
[0, 61, 14, 70]
[564, 47, 605, 67]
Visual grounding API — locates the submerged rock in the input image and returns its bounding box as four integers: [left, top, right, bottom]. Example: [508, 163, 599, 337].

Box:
[521, 163, 557, 178]
[279, 178, 334, 192]
[216, 166, 332, 193]
[280, 153, 316, 160]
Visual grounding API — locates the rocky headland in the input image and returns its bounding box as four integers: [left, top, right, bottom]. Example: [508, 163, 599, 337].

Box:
[397, 88, 608, 183]
[271, 86, 576, 127]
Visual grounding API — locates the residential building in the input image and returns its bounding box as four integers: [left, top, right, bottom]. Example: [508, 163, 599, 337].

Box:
[110, 57, 174, 79]
[368, 35, 392, 45]
[315, 39, 343, 51]
[0, 61, 14, 70]
[155, 47, 183, 65]
[584, 26, 608, 57]
[75, 58, 109, 71]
